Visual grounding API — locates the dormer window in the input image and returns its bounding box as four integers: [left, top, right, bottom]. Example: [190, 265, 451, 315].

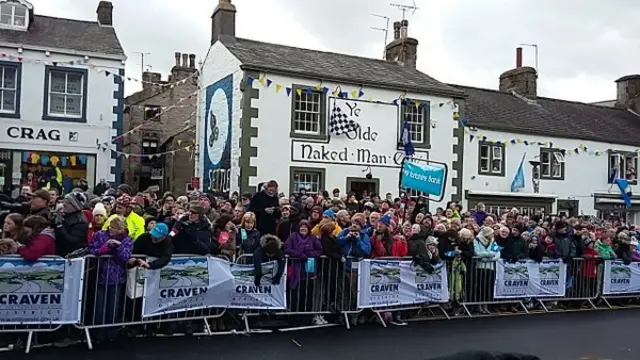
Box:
[0, 1, 28, 29]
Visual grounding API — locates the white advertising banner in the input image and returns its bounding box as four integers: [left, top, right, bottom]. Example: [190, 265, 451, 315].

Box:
[602, 260, 640, 295]
[0, 257, 85, 325]
[228, 261, 287, 309]
[357, 259, 449, 308]
[494, 259, 567, 298]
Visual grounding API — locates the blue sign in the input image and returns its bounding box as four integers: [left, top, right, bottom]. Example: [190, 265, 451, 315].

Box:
[400, 161, 446, 198]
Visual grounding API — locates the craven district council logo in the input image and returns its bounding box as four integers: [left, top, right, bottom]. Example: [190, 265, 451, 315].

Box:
[0, 262, 64, 293]
[609, 263, 632, 285]
[369, 262, 400, 293]
[414, 264, 443, 292]
[503, 264, 529, 287]
[232, 263, 275, 286]
[539, 263, 561, 286]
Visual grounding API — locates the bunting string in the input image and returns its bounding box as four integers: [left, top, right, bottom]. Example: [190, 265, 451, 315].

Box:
[99, 140, 196, 160]
[247, 73, 458, 110]
[458, 117, 638, 157]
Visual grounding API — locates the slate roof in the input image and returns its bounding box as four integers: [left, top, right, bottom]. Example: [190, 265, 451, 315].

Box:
[0, 15, 125, 57]
[452, 85, 640, 147]
[220, 36, 463, 98]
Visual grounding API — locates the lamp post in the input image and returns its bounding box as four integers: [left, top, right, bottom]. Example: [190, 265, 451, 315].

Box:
[529, 160, 541, 193]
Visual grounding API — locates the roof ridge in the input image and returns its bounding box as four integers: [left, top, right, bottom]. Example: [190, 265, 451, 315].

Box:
[233, 37, 402, 68]
[33, 14, 98, 25]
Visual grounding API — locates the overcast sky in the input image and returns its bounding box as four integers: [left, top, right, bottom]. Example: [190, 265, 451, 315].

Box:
[32, 0, 640, 102]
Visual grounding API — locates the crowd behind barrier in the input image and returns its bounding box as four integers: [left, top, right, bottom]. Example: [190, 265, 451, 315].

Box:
[1, 253, 639, 353]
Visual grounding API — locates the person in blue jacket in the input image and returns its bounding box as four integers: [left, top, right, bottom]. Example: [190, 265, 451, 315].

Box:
[336, 222, 371, 263]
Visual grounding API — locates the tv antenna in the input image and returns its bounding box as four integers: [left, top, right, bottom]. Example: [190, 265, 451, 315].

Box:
[371, 14, 390, 60]
[390, 1, 419, 20]
[134, 52, 151, 76]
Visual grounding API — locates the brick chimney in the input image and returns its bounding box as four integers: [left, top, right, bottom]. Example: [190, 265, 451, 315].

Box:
[499, 47, 538, 98]
[142, 72, 161, 90]
[96, 1, 113, 27]
[385, 19, 418, 68]
[615, 75, 640, 113]
[211, 0, 236, 45]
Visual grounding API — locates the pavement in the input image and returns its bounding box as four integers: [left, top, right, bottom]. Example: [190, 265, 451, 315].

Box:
[6, 309, 638, 360]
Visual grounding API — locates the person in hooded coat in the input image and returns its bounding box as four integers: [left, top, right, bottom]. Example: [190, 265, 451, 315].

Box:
[277, 202, 303, 243]
[249, 180, 280, 236]
[52, 192, 89, 256]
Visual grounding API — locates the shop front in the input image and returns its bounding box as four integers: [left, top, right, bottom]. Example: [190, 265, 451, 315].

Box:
[0, 122, 113, 196]
[465, 190, 558, 217]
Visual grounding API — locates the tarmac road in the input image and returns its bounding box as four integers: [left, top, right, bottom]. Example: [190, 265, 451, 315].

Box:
[6, 309, 638, 360]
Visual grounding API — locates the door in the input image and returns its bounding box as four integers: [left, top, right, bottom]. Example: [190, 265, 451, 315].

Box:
[0, 150, 12, 196]
[346, 177, 380, 199]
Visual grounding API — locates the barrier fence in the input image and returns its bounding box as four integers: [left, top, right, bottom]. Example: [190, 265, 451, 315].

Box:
[0, 254, 638, 353]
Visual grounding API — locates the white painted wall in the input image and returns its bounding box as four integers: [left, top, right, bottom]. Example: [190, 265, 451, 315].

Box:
[0, 47, 123, 184]
[197, 42, 243, 192]
[462, 129, 640, 216]
[249, 72, 460, 208]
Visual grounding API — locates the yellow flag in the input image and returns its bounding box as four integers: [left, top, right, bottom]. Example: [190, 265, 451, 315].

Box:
[275, 84, 283, 93]
[296, 88, 302, 97]
[258, 76, 266, 86]
[516, 138, 522, 144]
[415, 101, 421, 108]
[351, 90, 358, 98]
[315, 84, 323, 91]
[185, 146, 192, 152]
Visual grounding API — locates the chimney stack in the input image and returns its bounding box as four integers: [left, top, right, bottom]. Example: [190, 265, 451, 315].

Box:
[189, 54, 196, 68]
[96, 1, 113, 27]
[142, 72, 161, 90]
[182, 53, 188, 67]
[499, 48, 538, 98]
[174, 52, 181, 67]
[393, 21, 401, 40]
[385, 19, 418, 69]
[211, 0, 237, 45]
[615, 75, 640, 113]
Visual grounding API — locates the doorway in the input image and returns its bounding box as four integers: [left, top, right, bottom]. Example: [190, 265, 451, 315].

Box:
[0, 150, 13, 196]
[346, 177, 380, 199]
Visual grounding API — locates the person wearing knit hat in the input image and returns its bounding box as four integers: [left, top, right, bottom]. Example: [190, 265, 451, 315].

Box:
[91, 203, 108, 230]
[63, 193, 83, 213]
[379, 214, 392, 227]
[322, 209, 336, 221]
[51, 192, 89, 256]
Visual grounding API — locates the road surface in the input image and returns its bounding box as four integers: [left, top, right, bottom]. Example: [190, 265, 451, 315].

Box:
[6, 309, 639, 360]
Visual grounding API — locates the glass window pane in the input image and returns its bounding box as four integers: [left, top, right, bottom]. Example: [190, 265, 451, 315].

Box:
[492, 159, 501, 172]
[492, 146, 501, 159]
[0, 14, 10, 25]
[50, 72, 66, 93]
[0, 4, 11, 16]
[480, 145, 488, 157]
[66, 95, 82, 115]
[480, 159, 489, 171]
[66, 73, 82, 94]
[14, 5, 26, 17]
[2, 90, 15, 111]
[541, 164, 550, 176]
[49, 94, 65, 114]
[2, 67, 15, 89]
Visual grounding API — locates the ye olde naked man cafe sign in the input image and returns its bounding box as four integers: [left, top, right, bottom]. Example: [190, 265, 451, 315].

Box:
[291, 99, 424, 168]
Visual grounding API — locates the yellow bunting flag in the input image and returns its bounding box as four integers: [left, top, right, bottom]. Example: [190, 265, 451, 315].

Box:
[415, 101, 421, 109]
[258, 76, 266, 86]
[185, 146, 192, 152]
[296, 88, 302, 97]
[351, 90, 358, 98]
[315, 84, 323, 91]
[275, 84, 283, 93]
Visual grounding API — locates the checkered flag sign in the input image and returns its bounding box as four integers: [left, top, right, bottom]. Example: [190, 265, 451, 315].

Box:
[329, 103, 360, 135]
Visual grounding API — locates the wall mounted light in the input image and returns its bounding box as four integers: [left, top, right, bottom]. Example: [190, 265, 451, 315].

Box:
[45, 51, 50, 57]
[363, 166, 373, 180]
[431, 120, 437, 128]
[17, 47, 23, 54]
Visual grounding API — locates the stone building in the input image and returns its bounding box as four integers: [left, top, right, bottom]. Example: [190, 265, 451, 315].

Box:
[123, 52, 198, 194]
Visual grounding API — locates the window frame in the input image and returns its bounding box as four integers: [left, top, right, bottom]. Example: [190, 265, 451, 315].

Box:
[141, 139, 159, 163]
[143, 105, 162, 121]
[477, 141, 505, 177]
[608, 150, 638, 185]
[42, 66, 88, 123]
[289, 166, 326, 194]
[0, 2, 28, 30]
[0, 60, 21, 118]
[289, 84, 327, 140]
[399, 100, 430, 149]
[539, 148, 565, 181]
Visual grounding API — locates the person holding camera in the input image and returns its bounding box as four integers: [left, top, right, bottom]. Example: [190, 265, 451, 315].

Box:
[249, 180, 281, 236]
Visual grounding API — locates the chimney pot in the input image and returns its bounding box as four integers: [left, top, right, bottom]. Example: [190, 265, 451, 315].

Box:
[211, 0, 237, 45]
[516, 47, 523, 68]
[393, 21, 401, 40]
[182, 53, 188, 67]
[189, 54, 196, 68]
[174, 52, 181, 67]
[400, 20, 409, 38]
[96, 1, 113, 27]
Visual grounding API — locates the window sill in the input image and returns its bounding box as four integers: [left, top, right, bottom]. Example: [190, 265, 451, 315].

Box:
[478, 171, 505, 177]
[290, 131, 327, 141]
[0, 111, 20, 119]
[42, 114, 86, 123]
[540, 176, 565, 181]
[397, 143, 431, 151]
[608, 180, 638, 186]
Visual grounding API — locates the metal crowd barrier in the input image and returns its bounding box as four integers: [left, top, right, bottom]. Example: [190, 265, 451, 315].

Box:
[0, 254, 635, 354]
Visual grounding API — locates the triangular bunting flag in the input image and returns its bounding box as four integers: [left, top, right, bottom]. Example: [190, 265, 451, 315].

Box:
[104, 70, 110, 77]
[275, 84, 282, 93]
[185, 146, 192, 152]
[177, 140, 182, 146]
[286, 87, 292, 97]
[295, 88, 302, 97]
[469, 134, 475, 143]
[358, 89, 365, 98]
[258, 76, 266, 86]
[351, 90, 358, 98]
[322, 87, 329, 95]
[266, 79, 272, 87]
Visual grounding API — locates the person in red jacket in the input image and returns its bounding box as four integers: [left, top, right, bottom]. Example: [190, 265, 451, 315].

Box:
[17, 215, 56, 261]
[369, 215, 394, 258]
